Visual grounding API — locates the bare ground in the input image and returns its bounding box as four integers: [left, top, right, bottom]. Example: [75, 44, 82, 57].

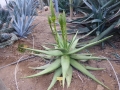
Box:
[0, 10, 120, 90]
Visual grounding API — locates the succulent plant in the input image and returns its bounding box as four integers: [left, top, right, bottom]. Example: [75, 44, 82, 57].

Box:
[22, 1, 112, 90]
[70, 0, 120, 42]
[9, 0, 38, 38]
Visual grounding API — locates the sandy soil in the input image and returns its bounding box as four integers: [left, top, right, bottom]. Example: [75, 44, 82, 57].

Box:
[0, 10, 120, 90]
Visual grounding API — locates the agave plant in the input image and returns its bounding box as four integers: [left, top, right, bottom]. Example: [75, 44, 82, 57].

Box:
[22, 1, 112, 90]
[70, 0, 120, 42]
[9, 0, 38, 38]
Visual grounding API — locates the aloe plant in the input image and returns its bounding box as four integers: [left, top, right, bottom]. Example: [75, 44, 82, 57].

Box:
[22, 1, 111, 90]
[9, 0, 38, 38]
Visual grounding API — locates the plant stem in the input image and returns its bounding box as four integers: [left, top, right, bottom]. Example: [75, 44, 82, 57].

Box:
[69, 0, 73, 20]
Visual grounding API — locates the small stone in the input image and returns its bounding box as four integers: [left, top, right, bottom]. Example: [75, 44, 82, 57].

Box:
[38, 11, 42, 13]
[43, 6, 49, 11]
[96, 85, 104, 90]
[109, 74, 112, 77]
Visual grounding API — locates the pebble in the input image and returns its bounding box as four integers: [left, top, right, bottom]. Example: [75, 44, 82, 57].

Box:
[109, 74, 112, 77]
[43, 6, 49, 11]
[96, 85, 104, 90]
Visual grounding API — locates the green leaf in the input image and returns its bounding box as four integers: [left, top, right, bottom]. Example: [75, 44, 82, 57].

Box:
[29, 63, 50, 70]
[42, 45, 51, 50]
[68, 31, 78, 49]
[25, 58, 61, 78]
[47, 68, 62, 90]
[66, 66, 73, 88]
[57, 33, 64, 48]
[69, 38, 79, 50]
[70, 54, 106, 60]
[33, 54, 53, 60]
[68, 35, 112, 54]
[61, 55, 70, 87]
[85, 66, 105, 70]
[22, 47, 63, 56]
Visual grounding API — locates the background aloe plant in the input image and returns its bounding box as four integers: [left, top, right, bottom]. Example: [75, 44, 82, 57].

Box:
[21, 0, 113, 90]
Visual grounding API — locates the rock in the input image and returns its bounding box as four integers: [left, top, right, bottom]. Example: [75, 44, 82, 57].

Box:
[96, 85, 104, 90]
[0, 33, 18, 48]
[0, 33, 12, 42]
[43, 6, 49, 11]
[38, 11, 42, 13]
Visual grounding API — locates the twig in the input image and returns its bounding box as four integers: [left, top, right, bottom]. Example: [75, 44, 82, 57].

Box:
[77, 71, 83, 83]
[14, 32, 36, 90]
[101, 56, 120, 90]
[0, 55, 36, 70]
[32, 34, 35, 54]
[14, 56, 26, 90]
[106, 58, 120, 90]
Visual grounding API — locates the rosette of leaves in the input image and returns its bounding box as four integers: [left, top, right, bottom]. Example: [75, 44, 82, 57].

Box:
[22, 1, 111, 90]
[70, 0, 120, 42]
[9, 0, 38, 38]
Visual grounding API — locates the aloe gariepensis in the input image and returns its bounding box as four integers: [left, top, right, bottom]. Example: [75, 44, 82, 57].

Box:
[22, 0, 111, 90]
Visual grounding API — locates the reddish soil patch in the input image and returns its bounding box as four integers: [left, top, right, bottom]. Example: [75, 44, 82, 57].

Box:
[0, 10, 120, 90]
